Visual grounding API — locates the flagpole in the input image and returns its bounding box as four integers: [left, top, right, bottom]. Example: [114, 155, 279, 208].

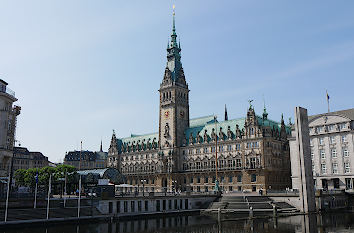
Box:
[4, 172, 11, 222]
[46, 173, 52, 220]
[34, 171, 38, 209]
[78, 141, 82, 218]
[64, 170, 67, 208]
[326, 90, 330, 113]
[78, 175, 81, 218]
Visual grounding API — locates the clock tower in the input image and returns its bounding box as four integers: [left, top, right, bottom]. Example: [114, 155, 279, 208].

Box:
[159, 9, 189, 152]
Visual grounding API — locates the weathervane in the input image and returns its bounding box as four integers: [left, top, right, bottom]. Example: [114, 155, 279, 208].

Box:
[248, 99, 254, 108]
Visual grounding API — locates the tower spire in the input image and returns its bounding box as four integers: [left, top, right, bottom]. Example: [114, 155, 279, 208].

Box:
[224, 104, 228, 121]
[170, 5, 178, 48]
[100, 140, 103, 152]
[262, 95, 268, 120]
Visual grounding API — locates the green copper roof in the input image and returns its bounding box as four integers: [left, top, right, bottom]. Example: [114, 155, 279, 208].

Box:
[120, 132, 159, 145]
[185, 115, 291, 144]
[189, 115, 215, 128]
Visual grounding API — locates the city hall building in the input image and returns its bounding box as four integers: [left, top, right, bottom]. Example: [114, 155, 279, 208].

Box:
[107, 13, 292, 193]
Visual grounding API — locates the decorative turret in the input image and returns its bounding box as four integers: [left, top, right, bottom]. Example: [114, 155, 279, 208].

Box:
[108, 130, 118, 155]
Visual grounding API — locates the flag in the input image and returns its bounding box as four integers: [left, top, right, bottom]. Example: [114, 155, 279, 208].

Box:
[326, 91, 330, 100]
[35, 172, 38, 184]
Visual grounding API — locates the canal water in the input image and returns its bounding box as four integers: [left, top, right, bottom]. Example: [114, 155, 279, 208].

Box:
[1, 212, 354, 233]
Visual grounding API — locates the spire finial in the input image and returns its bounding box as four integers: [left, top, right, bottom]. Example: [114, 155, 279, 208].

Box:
[172, 5, 176, 32]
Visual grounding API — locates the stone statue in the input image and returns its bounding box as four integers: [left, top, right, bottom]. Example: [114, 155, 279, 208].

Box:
[227, 126, 232, 140]
[203, 130, 208, 142]
[164, 123, 170, 138]
[197, 131, 202, 143]
[189, 132, 194, 144]
[211, 128, 216, 141]
[235, 124, 241, 138]
[219, 127, 224, 141]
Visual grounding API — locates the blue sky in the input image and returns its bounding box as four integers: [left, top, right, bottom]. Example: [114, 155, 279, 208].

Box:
[1, 1, 353, 162]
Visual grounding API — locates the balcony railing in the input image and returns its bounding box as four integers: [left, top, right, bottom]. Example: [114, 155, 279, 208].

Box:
[0, 86, 16, 98]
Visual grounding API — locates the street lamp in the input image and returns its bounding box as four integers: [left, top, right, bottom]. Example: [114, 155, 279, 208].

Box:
[140, 179, 146, 196]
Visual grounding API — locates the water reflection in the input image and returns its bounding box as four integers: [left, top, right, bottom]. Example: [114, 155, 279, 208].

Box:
[2, 212, 354, 233]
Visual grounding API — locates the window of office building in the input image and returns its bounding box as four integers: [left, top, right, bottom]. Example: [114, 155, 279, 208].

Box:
[319, 137, 324, 145]
[320, 149, 325, 159]
[339, 123, 347, 130]
[332, 163, 338, 174]
[343, 148, 349, 157]
[342, 135, 347, 143]
[321, 164, 327, 174]
[344, 163, 351, 173]
[331, 149, 337, 158]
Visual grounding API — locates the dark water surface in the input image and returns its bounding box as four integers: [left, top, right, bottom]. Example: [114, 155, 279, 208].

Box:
[2, 212, 354, 233]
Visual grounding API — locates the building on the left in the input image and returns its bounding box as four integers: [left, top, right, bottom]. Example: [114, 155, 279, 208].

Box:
[12, 147, 49, 171]
[0, 79, 21, 192]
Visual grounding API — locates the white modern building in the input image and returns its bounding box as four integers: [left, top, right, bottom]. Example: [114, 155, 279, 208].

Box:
[308, 108, 354, 191]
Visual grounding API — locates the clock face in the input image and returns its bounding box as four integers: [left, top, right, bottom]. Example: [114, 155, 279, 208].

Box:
[164, 111, 170, 118]
[180, 111, 185, 118]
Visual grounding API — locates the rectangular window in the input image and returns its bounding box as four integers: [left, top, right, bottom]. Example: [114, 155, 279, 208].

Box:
[342, 135, 347, 143]
[190, 177, 193, 183]
[345, 178, 353, 190]
[332, 163, 338, 174]
[236, 144, 241, 150]
[131, 201, 135, 212]
[229, 176, 233, 183]
[250, 158, 256, 168]
[319, 137, 324, 145]
[330, 136, 335, 144]
[236, 159, 242, 168]
[196, 148, 200, 154]
[339, 123, 347, 130]
[344, 163, 351, 173]
[227, 145, 232, 151]
[144, 201, 148, 211]
[203, 147, 208, 153]
[211, 147, 215, 152]
[251, 174, 256, 183]
[316, 126, 323, 133]
[310, 139, 313, 146]
[227, 160, 232, 168]
[321, 164, 327, 174]
[205, 176, 208, 183]
[331, 149, 337, 158]
[219, 146, 224, 152]
[138, 201, 142, 212]
[197, 176, 201, 183]
[343, 148, 349, 157]
[328, 125, 334, 131]
[320, 149, 325, 159]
